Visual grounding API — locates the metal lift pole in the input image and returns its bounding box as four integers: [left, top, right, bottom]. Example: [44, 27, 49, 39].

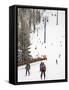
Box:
[44, 18, 46, 43]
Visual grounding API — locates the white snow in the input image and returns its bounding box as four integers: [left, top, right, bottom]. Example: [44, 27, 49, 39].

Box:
[18, 10, 65, 82]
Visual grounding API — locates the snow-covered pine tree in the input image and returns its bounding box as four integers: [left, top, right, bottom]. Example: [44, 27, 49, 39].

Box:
[19, 32, 31, 61]
[36, 10, 41, 24]
[18, 8, 32, 62]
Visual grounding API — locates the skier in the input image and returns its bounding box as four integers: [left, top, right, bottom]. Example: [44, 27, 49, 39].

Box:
[56, 59, 58, 64]
[25, 63, 30, 76]
[59, 54, 61, 58]
[40, 62, 46, 80]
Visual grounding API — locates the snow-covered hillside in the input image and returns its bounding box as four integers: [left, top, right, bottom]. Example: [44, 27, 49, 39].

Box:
[18, 10, 65, 82]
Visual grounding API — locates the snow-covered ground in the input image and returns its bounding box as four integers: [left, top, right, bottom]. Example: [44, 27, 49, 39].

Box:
[18, 10, 65, 82]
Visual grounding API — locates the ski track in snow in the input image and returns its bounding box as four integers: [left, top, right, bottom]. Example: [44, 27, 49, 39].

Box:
[18, 10, 65, 82]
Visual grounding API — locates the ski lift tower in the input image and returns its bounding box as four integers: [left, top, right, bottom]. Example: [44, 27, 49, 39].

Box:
[43, 13, 49, 43]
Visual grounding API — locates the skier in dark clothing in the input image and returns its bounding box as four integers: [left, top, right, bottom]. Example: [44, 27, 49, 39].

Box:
[40, 62, 46, 80]
[25, 63, 30, 76]
[56, 59, 58, 64]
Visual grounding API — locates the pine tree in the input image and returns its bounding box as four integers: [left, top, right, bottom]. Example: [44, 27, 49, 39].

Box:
[18, 8, 32, 62]
[36, 10, 41, 24]
[19, 32, 31, 61]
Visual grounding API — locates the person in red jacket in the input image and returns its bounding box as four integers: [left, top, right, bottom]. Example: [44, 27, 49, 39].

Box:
[40, 62, 46, 80]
